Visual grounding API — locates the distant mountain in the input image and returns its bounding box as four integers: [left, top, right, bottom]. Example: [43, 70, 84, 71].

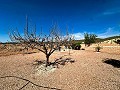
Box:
[0, 35, 120, 44]
[102, 35, 120, 40]
[99, 35, 120, 42]
[73, 35, 120, 43]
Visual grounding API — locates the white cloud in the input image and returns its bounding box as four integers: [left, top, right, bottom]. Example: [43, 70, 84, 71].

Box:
[71, 27, 119, 40]
[71, 32, 84, 40]
[102, 8, 120, 15]
[97, 27, 120, 38]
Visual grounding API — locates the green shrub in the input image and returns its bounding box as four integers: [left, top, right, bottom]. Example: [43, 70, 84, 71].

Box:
[84, 33, 97, 46]
[71, 42, 81, 50]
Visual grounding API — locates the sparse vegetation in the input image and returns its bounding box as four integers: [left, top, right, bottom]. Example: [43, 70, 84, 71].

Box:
[1, 0, 120, 90]
[84, 33, 97, 46]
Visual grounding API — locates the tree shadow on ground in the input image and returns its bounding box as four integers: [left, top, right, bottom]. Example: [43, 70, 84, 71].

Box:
[103, 58, 120, 68]
[33, 55, 75, 68]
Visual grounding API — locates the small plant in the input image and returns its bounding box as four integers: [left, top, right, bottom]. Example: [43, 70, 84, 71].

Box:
[71, 42, 81, 50]
[95, 44, 102, 52]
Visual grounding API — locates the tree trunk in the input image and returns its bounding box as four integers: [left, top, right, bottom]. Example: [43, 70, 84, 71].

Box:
[45, 55, 50, 67]
[97, 48, 100, 52]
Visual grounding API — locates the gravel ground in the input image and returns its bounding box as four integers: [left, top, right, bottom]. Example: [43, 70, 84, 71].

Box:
[0, 50, 120, 90]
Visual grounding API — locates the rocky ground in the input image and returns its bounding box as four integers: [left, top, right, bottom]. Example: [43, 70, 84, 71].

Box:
[0, 49, 120, 90]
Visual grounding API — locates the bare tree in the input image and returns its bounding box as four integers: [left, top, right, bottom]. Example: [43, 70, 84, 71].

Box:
[9, 17, 70, 67]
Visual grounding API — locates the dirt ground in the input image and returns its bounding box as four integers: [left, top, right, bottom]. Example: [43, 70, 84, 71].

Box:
[81, 43, 120, 55]
[0, 49, 120, 90]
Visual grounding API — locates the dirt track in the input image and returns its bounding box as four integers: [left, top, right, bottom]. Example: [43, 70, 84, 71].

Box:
[0, 50, 120, 90]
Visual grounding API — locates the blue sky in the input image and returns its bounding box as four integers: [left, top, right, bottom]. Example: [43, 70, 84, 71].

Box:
[0, 0, 120, 42]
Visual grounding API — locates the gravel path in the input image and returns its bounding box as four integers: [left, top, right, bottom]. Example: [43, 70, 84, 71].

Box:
[0, 50, 120, 90]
